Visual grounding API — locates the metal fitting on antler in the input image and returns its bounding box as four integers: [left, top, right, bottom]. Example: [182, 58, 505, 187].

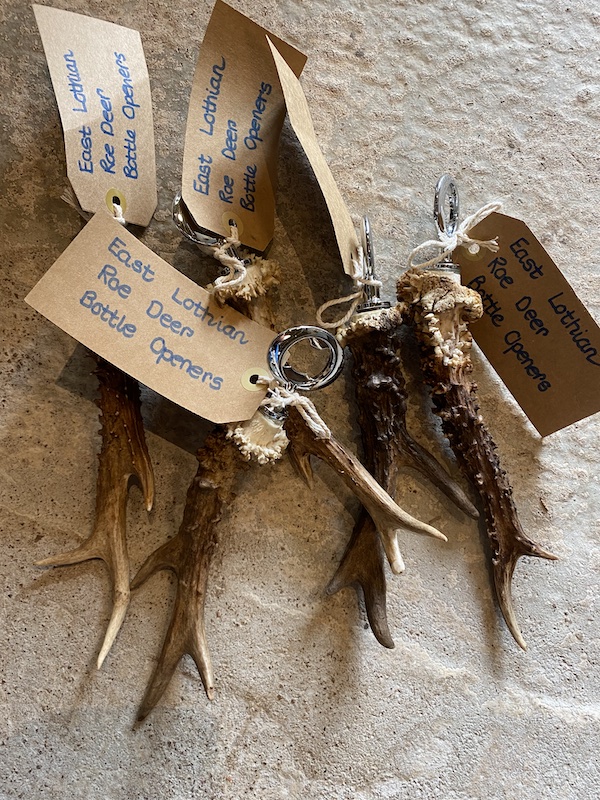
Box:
[398, 175, 557, 650]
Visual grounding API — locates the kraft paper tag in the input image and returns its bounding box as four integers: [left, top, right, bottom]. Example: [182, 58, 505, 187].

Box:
[182, 1, 306, 252]
[455, 212, 600, 436]
[25, 213, 275, 424]
[34, 5, 157, 227]
[268, 40, 360, 277]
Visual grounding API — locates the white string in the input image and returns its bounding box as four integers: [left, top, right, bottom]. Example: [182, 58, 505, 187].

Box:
[315, 246, 383, 329]
[257, 378, 331, 440]
[211, 224, 247, 291]
[112, 202, 127, 226]
[61, 187, 127, 227]
[407, 201, 503, 269]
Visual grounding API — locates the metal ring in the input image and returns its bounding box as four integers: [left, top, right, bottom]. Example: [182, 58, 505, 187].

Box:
[267, 326, 344, 392]
[434, 174, 460, 238]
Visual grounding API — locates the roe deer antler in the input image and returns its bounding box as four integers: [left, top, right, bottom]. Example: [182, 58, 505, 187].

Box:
[132, 247, 279, 720]
[132, 426, 245, 718]
[327, 308, 477, 647]
[37, 355, 154, 667]
[35, 193, 155, 668]
[397, 266, 557, 649]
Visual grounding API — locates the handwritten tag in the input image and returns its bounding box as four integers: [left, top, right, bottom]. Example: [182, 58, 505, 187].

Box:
[34, 5, 157, 227]
[25, 213, 275, 424]
[182, 0, 306, 252]
[455, 212, 600, 436]
[268, 40, 360, 277]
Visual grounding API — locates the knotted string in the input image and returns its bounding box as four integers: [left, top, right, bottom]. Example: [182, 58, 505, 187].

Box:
[210, 224, 247, 291]
[257, 377, 331, 440]
[315, 246, 383, 329]
[407, 201, 503, 269]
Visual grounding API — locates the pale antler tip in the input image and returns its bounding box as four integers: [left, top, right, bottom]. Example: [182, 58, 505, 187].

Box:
[505, 617, 527, 651]
[390, 555, 406, 575]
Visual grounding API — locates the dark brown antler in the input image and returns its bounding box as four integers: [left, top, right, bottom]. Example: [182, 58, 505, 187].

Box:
[326, 310, 478, 647]
[131, 257, 279, 719]
[131, 428, 244, 719]
[397, 267, 557, 649]
[36, 355, 154, 666]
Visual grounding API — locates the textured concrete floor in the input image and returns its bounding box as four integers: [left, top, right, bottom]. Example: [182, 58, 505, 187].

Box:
[2, 0, 600, 798]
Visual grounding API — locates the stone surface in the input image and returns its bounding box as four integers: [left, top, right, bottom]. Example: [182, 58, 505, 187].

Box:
[1, 0, 599, 798]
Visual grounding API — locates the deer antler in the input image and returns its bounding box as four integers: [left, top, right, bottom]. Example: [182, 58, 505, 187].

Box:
[326, 308, 477, 647]
[131, 427, 244, 719]
[132, 253, 279, 720]
[36, 355, 154, 667]
[397, 267, 557, 649]
[284, 403, 447, 576]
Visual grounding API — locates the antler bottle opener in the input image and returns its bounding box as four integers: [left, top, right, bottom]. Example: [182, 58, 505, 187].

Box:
[325, 218, 477, 647]
[37, 195, 154, 668]
[397, 175, 557, 649]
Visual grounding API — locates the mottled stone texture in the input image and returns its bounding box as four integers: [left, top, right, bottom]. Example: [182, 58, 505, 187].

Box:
[1, 0, 599, 798]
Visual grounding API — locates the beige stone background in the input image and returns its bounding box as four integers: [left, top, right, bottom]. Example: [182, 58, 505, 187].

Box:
[1, 0, 599, 797]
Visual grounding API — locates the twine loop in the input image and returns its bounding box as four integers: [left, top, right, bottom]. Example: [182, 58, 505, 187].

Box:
[257, 377, 331, 440]
[112, 202, 126, 226]
[211, 224, 247, 292]
[407, 201, 503, 269]
[316, 246, 383, 329]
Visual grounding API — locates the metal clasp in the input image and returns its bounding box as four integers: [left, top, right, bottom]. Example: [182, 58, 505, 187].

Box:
[172, 191, 251, 274]
[172, 191, 223, 248]
[356, 216, 390, 314]
[432, 175, 461, 274]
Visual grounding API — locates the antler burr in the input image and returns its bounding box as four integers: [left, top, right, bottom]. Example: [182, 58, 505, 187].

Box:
[37, 355, 154, 667]
[397, 176, 556, 649]
[323, 218, 476, 647]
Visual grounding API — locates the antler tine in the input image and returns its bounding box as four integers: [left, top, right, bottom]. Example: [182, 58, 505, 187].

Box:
[398, 267, 557, 649]
[285, 404, 447, 576]
[494, 536, 558, 650]
[326, 512, 394, 648]
[36, 356, 154, 667]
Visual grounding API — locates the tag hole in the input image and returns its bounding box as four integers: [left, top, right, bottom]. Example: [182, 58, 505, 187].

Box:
[241, 367, 265, 392]
[112, 196, 121, 206]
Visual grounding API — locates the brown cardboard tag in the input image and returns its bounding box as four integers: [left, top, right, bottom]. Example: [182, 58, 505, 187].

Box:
[268, 40, 360, 277]
[25, 213, 275, 424]
[454, 212, 600, 436]
[181, 1, 306, 252]
[34, 5, 157, 227]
